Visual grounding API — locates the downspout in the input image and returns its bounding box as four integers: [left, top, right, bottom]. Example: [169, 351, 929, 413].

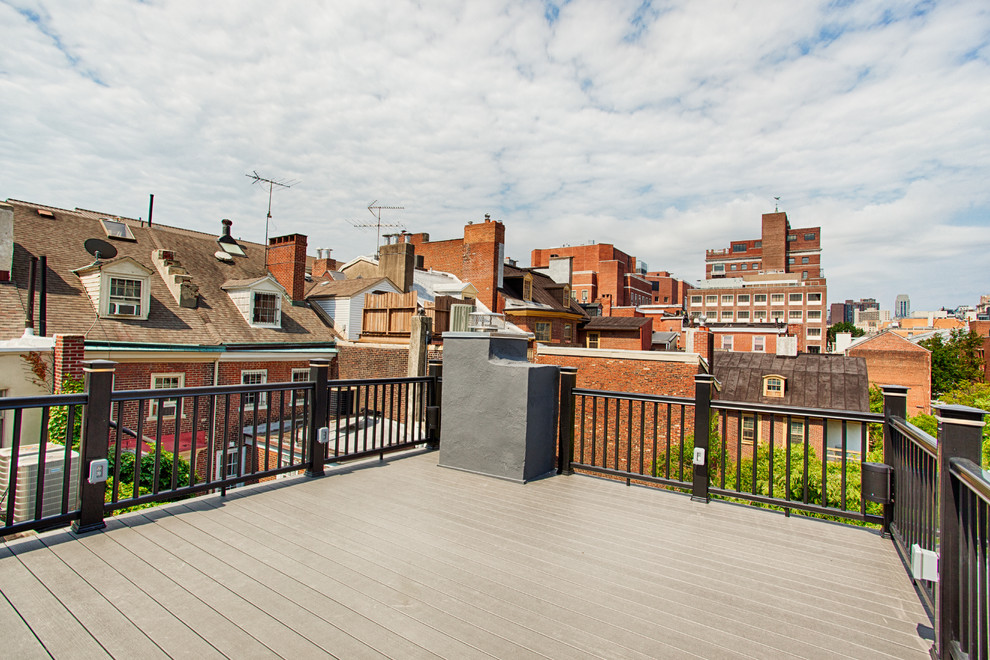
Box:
[39, 255, 47, 336]
[24, 256, 37, 336]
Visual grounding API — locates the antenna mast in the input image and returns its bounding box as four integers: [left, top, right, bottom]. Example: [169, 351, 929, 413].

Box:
[246, 170, 298, 254]
[349, 200, 405, 257]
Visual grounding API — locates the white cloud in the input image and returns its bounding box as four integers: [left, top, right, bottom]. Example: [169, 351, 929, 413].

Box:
[1, 0, 988, 311]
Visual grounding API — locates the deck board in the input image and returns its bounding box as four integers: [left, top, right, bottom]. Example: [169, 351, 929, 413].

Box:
[2, 450, 932, 659]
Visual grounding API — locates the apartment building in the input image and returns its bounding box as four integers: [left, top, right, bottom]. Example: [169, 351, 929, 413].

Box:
[530, 243, 652, 312]
[692, 211, 827, 353]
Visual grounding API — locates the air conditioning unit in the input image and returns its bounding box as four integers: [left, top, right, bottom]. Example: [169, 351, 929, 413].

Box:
[450, 304, 474, 332]
[109, 301, 139, 316]
[0, 443, 80, 523]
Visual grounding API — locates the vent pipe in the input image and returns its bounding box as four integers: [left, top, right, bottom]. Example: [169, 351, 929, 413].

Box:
[221, 218, 232, 239]
[147, 193, 154, 227]
[25, 256, 37, 334]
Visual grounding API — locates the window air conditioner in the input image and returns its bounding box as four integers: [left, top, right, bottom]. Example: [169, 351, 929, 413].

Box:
[0, 443, 80, 523]
[109, 302, 139, 316]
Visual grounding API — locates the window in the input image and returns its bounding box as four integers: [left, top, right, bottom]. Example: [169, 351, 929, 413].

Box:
[742, 415, 756, 445]
[721, 311, 733, 320]
[108, 277, 142, 316]
[522, 275, 533, 301]
[801, 257, 810, 265]
[582, 289, 589, 302]
[712, 264, 725, 274]
[737, 310, 750, 320]
[753, 311, 767, 321]
[807, 345, 821, 354]
[789, 311, 803, 320]
[562, 285, 570, 306]
[807, 327, 822, 338]
[241, 370, 268, 409]
[771, 294, 784, 304]
[788, 257, 795, 265]
[534, 322, 551, 342]
[730, 264, 737, 271]
[787, 234, 796, 242]
[732, 243, 747, 252]
[691, 295, 702, 305]
[706, 295, 717, 305]
[100, 218, 136, 241]
[807, 310, 821, 320]
[789, 419, 805, 445]
[807, 293, 822, 303]
[563, 324, 572, 342]
[771, 310, 785, 320]
[740, 264, 748, 270]
[150, 373, 184, 419]
[570, 288, 577, 300]
[737, 294, 749, 304]
[789, 293, 803, 303]
[802, 271, 808, 280]
[292, 368, 310, 406]
[721, 335, 733, 351]
[754, 241, 762, 248]
[721, 295, 733, 305]
[753, 336, 765, 352]
[587, 332, 600, 349]
[763, 375, 785, 397]
[754, 294, 767, 304]
[252, 292, 279, 325]
[752, 262, 760, 270]
[804, 233, 816, 241]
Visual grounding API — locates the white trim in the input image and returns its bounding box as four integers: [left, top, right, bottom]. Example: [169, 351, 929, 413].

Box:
[537, 344, 702, 364]
[934, 415, 986, 428]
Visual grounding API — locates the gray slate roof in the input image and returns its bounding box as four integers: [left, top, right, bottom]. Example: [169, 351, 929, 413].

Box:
[713, 352, 870, 411]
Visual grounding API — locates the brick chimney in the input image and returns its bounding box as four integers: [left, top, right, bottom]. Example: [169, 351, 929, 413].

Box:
[267, 234, 307, 301]
[379, 242, 415, 293]
[312, 248, 338, 278]
[761, 212, 789, 272]
[462, 214, 505, 313]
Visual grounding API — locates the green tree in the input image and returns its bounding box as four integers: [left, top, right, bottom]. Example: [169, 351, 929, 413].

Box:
[920, 329, 986, 396]
[827, 322, 864, 348]
[937, 381, 990, 468]
[48, 375, 84, 449]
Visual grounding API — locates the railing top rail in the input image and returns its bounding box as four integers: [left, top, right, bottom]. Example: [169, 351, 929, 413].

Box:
[949, 457, 990, 505]
[711, 398, 883, 424]
[889, 415, 938, 457]
[0, 392, 88, 409]
[328, 376, 432, 387]
[571, 388, 694, 406]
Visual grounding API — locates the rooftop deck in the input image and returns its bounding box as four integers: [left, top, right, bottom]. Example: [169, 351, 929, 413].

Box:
[2, 450, 931, 659]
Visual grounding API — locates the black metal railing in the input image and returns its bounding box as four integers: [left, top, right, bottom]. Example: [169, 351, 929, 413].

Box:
[569, 388, 695, 490]
[708, 401, 883, 523]
[887, 414, 939, 612]
[0, 359, 441, 537]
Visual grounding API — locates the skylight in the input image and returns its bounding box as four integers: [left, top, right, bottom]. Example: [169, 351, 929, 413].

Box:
[218, 238, 245, 256]
[100, 218, 136, 241]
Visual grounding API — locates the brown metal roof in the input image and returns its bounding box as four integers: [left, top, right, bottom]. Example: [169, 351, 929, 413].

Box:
[304, 277, 392, 299]
[713, 352, 870, 411]
[501, 264, 587, 316]
[583, 316, 651, 330]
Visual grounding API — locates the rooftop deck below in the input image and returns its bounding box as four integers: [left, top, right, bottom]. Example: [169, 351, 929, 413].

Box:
[2, 450, 931, 659]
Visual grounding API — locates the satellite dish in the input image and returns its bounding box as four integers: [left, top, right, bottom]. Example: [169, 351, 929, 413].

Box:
[214, 250, 234, 263]
[83, 238, 117, 260]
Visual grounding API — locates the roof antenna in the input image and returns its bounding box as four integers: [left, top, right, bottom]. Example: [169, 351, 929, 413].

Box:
[348, 200, 405, 258]
[774, 196, 781, 212]
[246, 171, 298, 261]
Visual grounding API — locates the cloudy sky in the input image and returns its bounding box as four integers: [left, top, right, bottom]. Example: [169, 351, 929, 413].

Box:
[2, 0, 988, 311]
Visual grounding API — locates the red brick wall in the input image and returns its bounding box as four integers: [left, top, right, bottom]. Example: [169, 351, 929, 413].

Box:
[848, 336, 932, 414]
[536, 351, 700, 397]
[53, 334, 85, 389]
[407, 219, 504, 312]
[509, 316, 581, 346]
[761, 212, 788, 271]
[336, 344, 409, 380]
[267, 234, 307, 300]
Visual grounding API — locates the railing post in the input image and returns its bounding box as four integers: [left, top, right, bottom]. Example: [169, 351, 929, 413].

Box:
[932, 403, 985, 660]
[692, 373, 715, 503]
[72, 359, 115, 535]
[306, 359, 330, 478]
[557, 366, 577, 475]
[880, 384, 908, 538]
[427, 360, 442, 450]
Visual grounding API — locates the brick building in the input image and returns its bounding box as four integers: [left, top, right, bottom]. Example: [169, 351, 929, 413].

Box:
[642, 271, 694, 311]
[500, 264, 586, 345]
[580, 316, 653, 351]
[845, 331, 932, 415]
[530, 243, 652, 311]
[694, 211, 827, 352]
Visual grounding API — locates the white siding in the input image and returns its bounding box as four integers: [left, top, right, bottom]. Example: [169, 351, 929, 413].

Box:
[78, 272, 101, 312]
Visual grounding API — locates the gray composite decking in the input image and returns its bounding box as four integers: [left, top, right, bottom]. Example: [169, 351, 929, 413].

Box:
[1, 449, 932, 659]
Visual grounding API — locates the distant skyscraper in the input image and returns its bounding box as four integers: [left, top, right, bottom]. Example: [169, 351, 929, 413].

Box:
[895, 294, 910, 319]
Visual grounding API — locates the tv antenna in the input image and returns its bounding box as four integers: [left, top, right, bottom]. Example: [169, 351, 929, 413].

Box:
[348, 200, 405, 257]
[246, 170, 299, 247]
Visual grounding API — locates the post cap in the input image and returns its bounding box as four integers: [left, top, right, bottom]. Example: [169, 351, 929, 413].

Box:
[82, 359, 116, 372]
[308, 358, 332, 367]
[879, 384, 909, 396]
[933, 403, 987, 426]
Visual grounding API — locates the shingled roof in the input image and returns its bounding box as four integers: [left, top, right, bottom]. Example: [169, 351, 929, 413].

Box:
[1, 199, 339, 346]
[583, 316, 651, 331]
[713, 352, 870, 412]
[501, 264, 587, 317]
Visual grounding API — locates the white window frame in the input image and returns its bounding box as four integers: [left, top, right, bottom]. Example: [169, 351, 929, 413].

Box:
[251, 291, 281, 327]
[807, 327, 823, 338]
[807, 293, 822, 303]
[721, 295, 733, 305]
[690, 295, 703, 306]
[763, 375, 785, 398]
[721, 311, 733, 321]
[807, 310, 822, 320]
[241, 369, 268, 410]
[721, 335, 733, 351]
[291, 368, 310, 407]
[737, 294, 750, 305]
[741, 414, 756, 445]
[771, 293, 785, 304]
[789, 293, 803, 303]
[737, 310, 750, 320]
[149, 373, 184, 419]
[705, 295, 717, 305]
[789, 311, 803, 321]
[753, 336, 765, 353]
[753, 294, 767, 305]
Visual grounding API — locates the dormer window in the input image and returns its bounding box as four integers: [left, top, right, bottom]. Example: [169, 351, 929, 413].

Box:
[73, 257, 152, 320]
[523, 274, 533, 301]
[762, 375, 785, 398]
[222, 276, 285, 328]
[100, 218, 136, 241]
